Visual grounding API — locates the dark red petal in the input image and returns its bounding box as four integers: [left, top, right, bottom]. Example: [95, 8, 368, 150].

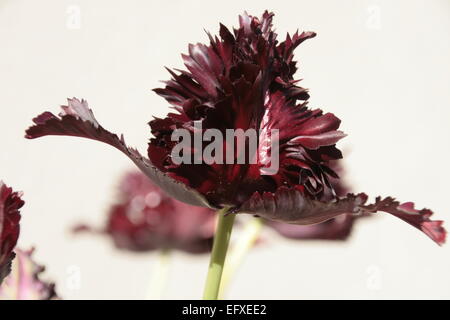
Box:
[259, 92, 345, 198]
[0, 181, 23, 284]
[361, 197, 446, 245]
[181, 43, 222, 97]
[276, 30, 317, 78]
[25, 98, 212, 208]
[0, 248, 58, 300]
[238, 187, 446, 245]
[288, 131, 347, 150]
[293, 112, 341, 136]
[238, 187, 367, 225]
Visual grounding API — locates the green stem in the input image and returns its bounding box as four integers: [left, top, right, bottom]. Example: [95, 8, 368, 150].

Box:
[203, 207, 235, 300]
[218, 217, 263, 298]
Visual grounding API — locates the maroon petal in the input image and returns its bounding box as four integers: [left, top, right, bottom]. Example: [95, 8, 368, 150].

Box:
[25, 98, 212, 208]
[0, 248, 58, 300]
[181, 43, 222, 97]
[239, 187, 367, 225]
[276, 30, 317, 79]
[0, 181, 23, 284]
[361, 197, 446, 246]
[238, 188, 446, 245]
[287, 130, 347, 150]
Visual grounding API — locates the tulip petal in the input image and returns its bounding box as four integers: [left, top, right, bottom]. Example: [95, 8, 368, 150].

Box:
[238, 187, 446, 245]
[361, 198, 446, 246]
[238, 187, 367, 225]
[25, 98, 212, 208]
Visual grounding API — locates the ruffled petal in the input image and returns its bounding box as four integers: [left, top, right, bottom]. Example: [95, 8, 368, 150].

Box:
[361, 197, 446, 245]
[238, 188, 446, 245]
[238, 187, 367, 224]
[149, 12, 325, 206]
[25, 98, 212, 208]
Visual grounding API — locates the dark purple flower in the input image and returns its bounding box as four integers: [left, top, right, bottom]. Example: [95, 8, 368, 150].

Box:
[0, 248, 57, 300]
[0, 181, 23, 284]
[25, 11, 446, 245]
[75, 171, 216, 253]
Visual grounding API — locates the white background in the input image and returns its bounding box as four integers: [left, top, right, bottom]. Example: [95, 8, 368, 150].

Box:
[0, 0, 449, 299]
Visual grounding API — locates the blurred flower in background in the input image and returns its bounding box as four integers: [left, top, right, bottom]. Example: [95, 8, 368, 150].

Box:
[0, 248, 57, 300]
[74, 171, 216, 254]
